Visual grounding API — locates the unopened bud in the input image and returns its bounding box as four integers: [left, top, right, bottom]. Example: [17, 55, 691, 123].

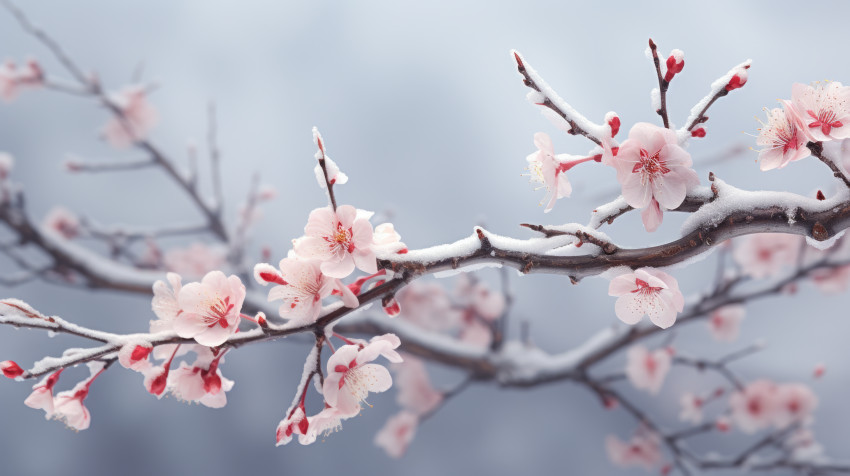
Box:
[605, 112, 620, 137]
[1, 360, 23, 379]
[382, 296, 400, 317]
[664, 49, 684, 82]
[691, 127, 706, 138]
[725, 70, 748, 91]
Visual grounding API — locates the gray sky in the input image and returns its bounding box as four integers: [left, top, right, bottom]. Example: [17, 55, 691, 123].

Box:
[1, 1, 849, 475]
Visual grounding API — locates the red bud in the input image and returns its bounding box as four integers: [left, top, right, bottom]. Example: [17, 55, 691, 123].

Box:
[725, 73, 747, 91]
[1, 361, 23, 379]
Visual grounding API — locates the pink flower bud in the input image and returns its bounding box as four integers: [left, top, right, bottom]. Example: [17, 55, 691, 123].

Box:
[1, 360, 23, 378]
[691, 127, 706, 138]
[118, 342, 153, 370]
[725, 72, 748, 91]
[147, 370, 168, 396]
[605, 112, 620, 137]
[664, 49, 684, 82]
[383, 296, 401, 317]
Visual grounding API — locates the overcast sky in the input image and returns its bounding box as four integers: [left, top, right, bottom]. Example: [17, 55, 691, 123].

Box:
[1, 1, 850, 475]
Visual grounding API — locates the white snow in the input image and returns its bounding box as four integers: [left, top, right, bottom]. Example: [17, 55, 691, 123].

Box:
[681, 178, 849, 236]
[512, 50, 617, 146]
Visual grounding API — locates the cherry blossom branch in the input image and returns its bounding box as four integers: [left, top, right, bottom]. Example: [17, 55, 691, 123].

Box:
[489, 266, 513, 351]
[2, 11, 849, 470]
[314, 131, 338, 211]
[0, 0, 89, 84]
[520, 222, 619, 254]
[512, 50, 612, 147]
[65, 156, 157, 173]
[207, 102, 224, 213]
[648, 39, 671, 129]
[2, 0, 231, 242]
[228, 172, 261, 268]
[382, 180, 850, 282]
[0, 275, 409, 379]
[680, 59, 751, 135]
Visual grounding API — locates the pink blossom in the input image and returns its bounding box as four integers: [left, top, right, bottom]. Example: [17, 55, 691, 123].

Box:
[150, 272, 183, 333]
[679, 393, 703, 424]
[52, 387, 92, 431]
[608, 268, 684, 329]
[470, 284, 506, 321]
[774, 383, 818, 429]
[375, 411, 419, 458]
[276, 406, 309, 446]
[605, 432, 662, 470]
[810, 264, 850, 294]
[0, 152, 13, 181]
[641, 198, 664, 233]
[813, 363, 826, 379]
[143, 364, 170, 398]
[322, 338, 400, 416]
[525, 132, 573, 212]
[454, 273, 506, 321]
[118, 341, 153, 371]
[294, 205, 377, 279]
[102, 85, 158, 148]
[715, 416, 731, 432]
[24, 369, 63, 418]
[143, 344, 197, 397]
[255, 257, 358, 326]
[755, 104, 811, 170]
[372, 223, 408, 256]
[353, 334, 404, 364]
[174, 271, 246, 347]
[167, 347, 234, 408]
[708, 305, 745, 342]
[625, 346, 672, 395]
[460, 320, 492, 348]
[790, 81, 850, 142]
[397, 282, 460, 331]
[301, 406, 346, 444]
[733, 234, 801, 279]
[52, 362, 105, 431]
[729, 379, 780, 433]
[0, 59, 43, 102]
[603, 122, 699, 231]
[42, 207, 80, 240]
[164, 243, 227, 278]
[394, 355, 443, 415]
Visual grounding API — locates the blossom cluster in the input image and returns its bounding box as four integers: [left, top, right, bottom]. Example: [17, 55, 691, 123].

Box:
[395, 273, 506, 347]
[756, 81, 850, 170]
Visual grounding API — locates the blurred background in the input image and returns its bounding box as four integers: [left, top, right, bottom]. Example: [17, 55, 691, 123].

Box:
[1, 1, 849, 475]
